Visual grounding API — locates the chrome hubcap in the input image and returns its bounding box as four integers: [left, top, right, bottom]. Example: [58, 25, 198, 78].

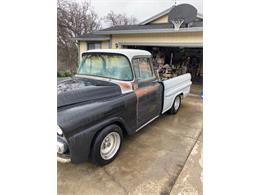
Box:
[100, 132, 121, 160]
[174, 96, 180, 110]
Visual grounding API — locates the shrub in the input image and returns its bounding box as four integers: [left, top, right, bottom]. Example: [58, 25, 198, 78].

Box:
[64, 70, 72, 77]
[57, 70, 75, 78]
[57, 71, 64, 77]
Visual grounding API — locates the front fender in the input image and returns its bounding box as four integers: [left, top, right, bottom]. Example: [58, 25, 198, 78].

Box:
[67, 117, 131, 163]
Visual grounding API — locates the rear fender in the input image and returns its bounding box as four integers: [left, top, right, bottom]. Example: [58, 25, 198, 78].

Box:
[162, 73, 192, 113]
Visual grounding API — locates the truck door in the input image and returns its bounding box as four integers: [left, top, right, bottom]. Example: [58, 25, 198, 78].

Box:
[133, 57, 163, 128]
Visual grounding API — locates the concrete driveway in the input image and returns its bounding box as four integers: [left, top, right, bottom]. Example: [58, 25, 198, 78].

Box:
[58, 85, 203, 195]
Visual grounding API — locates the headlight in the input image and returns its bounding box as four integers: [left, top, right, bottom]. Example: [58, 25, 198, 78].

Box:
[57, 126, 63, 136]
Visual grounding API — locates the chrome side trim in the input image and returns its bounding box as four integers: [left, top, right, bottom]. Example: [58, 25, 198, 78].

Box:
[136, 116, 159, 132]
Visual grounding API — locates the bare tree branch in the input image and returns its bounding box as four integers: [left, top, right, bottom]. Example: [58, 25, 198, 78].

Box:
[103, 11, 138, 27]
[57, 0, 101, 72]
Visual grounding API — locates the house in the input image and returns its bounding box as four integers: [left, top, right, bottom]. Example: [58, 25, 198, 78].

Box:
[75, 4, 203, 81]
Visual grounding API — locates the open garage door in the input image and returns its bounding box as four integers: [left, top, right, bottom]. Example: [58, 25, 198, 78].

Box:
[123, 44, 203, 84]
[121, 42, 202, 48]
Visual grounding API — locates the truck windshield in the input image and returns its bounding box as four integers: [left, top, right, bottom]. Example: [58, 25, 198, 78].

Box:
[78, 54, 133, 81]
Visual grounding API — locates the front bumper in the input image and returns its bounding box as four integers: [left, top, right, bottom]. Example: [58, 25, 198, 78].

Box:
[57, 135, 71, 163]
[57, 154, 71, 163]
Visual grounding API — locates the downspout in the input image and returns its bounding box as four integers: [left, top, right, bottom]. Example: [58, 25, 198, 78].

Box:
[76, 40, 80, 67]
[109, 35, 112, 49]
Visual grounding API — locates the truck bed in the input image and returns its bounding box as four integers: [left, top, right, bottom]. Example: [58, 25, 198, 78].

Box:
[162, 73, 192, 113]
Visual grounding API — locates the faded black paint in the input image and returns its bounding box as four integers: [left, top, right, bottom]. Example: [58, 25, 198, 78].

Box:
[57, 68, 164, 163]
[58, 77, 138, 163]
[57, 77, 121, 108]
[135, 79, 163, 126]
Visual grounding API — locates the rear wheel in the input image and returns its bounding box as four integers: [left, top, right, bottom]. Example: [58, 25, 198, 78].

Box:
[91, 124, 123, 166]
[169, 95, 181, 114]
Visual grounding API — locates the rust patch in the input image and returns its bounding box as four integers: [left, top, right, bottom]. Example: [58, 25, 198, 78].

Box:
[135, 85, 158, 97]
[117, 82, 132, 91]
[112, 81, 134, 94]
[135, 88, 146, 97]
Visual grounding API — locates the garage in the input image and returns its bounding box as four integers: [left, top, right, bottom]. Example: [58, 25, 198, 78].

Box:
[123, 44, 203, 83]
[76, 4, 203, 85]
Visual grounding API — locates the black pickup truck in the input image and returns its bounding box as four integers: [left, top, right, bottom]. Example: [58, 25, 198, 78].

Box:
[57, 49, 191, 165]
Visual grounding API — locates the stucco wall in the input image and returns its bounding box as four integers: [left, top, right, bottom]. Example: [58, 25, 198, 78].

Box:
[149, 15, 168, 24]
[101, 41, 110, 49]
[79, 41, 87, 56]
[78, 32, 203, 57]
[111, 32, 203, 48]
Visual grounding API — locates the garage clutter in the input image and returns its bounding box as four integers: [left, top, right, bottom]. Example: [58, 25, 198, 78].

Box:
[125, 45, 203, 82]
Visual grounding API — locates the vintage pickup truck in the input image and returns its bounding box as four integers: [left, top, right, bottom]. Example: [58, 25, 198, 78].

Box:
[57, 49, 192, 165]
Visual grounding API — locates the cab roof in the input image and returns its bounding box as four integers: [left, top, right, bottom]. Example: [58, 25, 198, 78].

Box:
[82, 49, 152, 61]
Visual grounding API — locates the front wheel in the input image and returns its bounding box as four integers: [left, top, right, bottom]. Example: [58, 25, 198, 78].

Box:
[91, 124, 123, 166]
[169, 95, 182, 114]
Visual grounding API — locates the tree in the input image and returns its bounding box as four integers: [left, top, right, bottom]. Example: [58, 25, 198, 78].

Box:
[103, 11, 138, 27]
[57, 0, 101, 72]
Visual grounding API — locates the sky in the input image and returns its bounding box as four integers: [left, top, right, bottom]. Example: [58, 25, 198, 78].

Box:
[88, 0, 203, 25]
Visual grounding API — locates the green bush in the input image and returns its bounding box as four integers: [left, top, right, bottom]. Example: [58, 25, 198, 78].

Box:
[57, 70, 75, 78]
[57, 71, 64, 77]
[64, 70, 72, 77]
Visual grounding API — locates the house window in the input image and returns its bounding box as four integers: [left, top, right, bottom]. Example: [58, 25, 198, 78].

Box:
[87, 42, 101, 50]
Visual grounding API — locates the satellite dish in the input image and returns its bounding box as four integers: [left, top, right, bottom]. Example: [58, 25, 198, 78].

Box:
[168, 4, 198, 30]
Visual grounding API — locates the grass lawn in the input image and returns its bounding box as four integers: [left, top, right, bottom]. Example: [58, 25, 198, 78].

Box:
[57, 77, 68, 80]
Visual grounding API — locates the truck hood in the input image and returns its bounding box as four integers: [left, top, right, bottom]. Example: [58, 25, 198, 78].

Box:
[57, 77, 122, 108]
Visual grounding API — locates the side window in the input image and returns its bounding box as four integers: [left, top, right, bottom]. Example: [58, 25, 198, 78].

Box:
[133, 57, 153, 81]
